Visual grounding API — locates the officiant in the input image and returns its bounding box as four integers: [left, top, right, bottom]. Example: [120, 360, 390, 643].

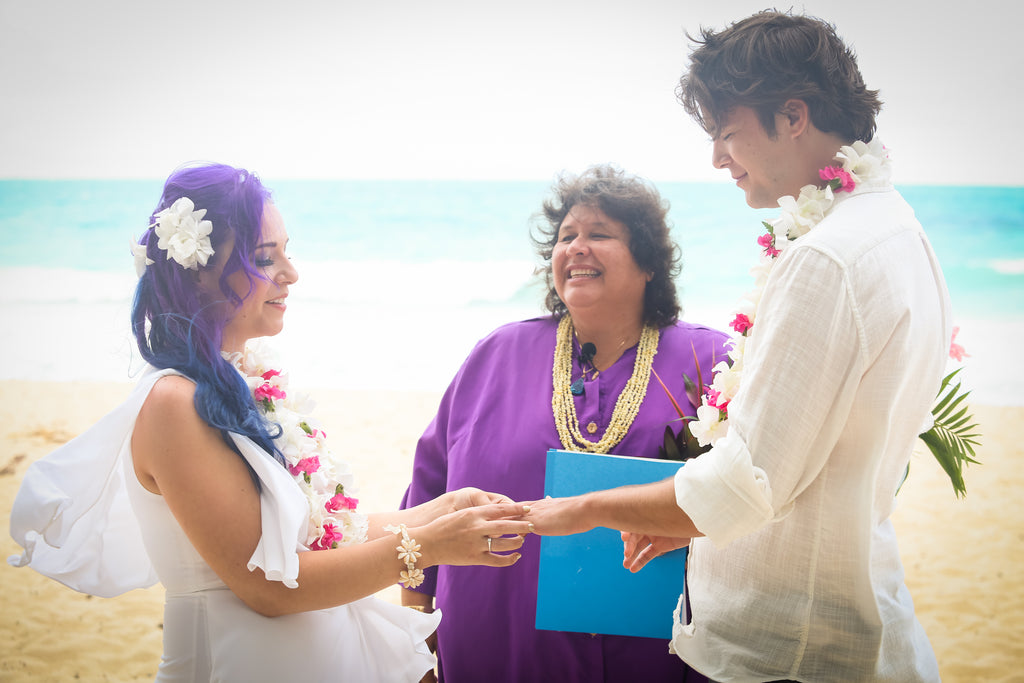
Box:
[399, 164, 727, 682]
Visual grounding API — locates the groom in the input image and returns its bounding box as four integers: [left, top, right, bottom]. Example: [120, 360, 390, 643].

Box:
[526, 11, 949, 682]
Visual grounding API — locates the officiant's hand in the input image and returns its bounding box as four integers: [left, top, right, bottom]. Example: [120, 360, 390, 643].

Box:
[621, 532, 690, 573]
[447, 487, 513, 513]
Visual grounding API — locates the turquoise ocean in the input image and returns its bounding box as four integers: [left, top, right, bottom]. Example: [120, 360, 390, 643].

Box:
[1, 180, 1021, 405]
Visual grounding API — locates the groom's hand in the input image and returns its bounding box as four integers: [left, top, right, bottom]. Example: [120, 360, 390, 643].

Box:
[521, 496, 594, 536]
[621, 532, 691, 572]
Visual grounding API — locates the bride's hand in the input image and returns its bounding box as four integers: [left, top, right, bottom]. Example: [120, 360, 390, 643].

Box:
[417, 502, 532, 568]
[621, 531, 690, 573]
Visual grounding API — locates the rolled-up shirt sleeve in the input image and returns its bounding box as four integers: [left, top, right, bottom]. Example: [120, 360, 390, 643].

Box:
[674, 426, 779, 546]
[675, 242, 867, 546]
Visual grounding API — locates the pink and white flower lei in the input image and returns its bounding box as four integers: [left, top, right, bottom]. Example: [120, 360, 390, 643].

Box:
[225, 340, 368, 550]
[688, 139, 893, 447]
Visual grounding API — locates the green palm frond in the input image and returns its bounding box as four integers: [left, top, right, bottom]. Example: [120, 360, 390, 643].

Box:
[918, 368, 981, 498]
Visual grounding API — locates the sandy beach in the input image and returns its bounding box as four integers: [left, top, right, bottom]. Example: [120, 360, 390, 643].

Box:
[1, 380, 1020, 681]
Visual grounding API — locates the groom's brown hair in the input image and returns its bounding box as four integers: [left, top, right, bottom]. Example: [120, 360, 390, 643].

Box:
[677, 10, 882, 143]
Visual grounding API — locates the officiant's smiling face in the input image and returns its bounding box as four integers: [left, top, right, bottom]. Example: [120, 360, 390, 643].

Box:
[552, 203, 650, 319]
[199, 203, 298, 354]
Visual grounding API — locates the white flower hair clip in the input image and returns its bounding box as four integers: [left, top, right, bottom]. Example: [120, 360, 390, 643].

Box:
[130, 240, 154, 277]
[150, 196, 215, 271]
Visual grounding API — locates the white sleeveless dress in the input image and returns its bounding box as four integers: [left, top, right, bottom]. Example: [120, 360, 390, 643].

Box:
[9, 366, 440, 682]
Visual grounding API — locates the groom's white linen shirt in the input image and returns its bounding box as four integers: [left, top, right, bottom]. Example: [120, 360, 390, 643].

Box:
[671, 184, 950, 682]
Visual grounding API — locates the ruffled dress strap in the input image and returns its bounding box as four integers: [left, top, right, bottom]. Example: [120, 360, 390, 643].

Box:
[225, 430, 308, 587]
[7, 366, 179, 596]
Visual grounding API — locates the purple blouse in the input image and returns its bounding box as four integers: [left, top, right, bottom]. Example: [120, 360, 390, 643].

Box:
[401, 316, 728, 683]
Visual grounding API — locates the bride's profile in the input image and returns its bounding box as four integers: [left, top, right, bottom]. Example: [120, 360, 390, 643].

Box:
[8, 162, 531, 681]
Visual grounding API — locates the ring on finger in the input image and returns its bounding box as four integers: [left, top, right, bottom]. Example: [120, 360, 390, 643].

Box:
[487, 537, 493, 553]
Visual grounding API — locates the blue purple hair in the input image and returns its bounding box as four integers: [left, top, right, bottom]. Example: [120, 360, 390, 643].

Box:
[131, 163, 281, 461]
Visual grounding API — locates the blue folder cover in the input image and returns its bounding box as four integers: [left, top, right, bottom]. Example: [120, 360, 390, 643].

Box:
[535, 449, 687, 639]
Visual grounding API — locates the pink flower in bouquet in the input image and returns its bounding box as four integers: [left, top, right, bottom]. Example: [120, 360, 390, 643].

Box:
[327, 493, 359, 512]
[312, 523, 343, 550]
[730, 313, 753, 335]
[819, 166, 855, 192]
[949, 326, 970, 362]
[757, 231, 780, 258]
[288, 455, 321, 477]
[705, 388, 729, 415]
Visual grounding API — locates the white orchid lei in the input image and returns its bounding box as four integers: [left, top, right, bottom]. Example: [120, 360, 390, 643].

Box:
[132, 196, 215, 276]
[225, 341, 369, 550]
[688, 138, 893, 447]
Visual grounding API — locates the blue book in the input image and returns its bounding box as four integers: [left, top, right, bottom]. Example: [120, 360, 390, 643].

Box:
[535, 449, 688, 639]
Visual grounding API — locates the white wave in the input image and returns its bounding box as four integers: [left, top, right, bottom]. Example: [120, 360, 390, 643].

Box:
[0, 267, 137, 304]
[0, 260, 542, 307]
[289, 258, 541, 307]
[0, 261, 547, 390]
[4, 264, 1022, 404]
[989, 259, 1024, 275]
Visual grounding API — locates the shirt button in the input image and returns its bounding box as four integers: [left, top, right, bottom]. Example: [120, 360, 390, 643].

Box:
[586, 422, 598, 434]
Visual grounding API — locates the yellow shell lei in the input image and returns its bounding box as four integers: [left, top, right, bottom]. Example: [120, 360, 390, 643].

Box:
[552, 315, 659, 453]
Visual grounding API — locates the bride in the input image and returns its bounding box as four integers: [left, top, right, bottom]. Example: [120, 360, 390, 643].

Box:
[8, 163, 531, 681]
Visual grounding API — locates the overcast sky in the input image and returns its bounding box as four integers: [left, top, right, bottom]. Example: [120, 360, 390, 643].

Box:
[1, 0, 1019, 184]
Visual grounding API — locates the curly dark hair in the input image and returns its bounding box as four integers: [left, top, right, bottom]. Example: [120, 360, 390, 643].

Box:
[531, 164, 681, 329]
[677, 10, 882, 143]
